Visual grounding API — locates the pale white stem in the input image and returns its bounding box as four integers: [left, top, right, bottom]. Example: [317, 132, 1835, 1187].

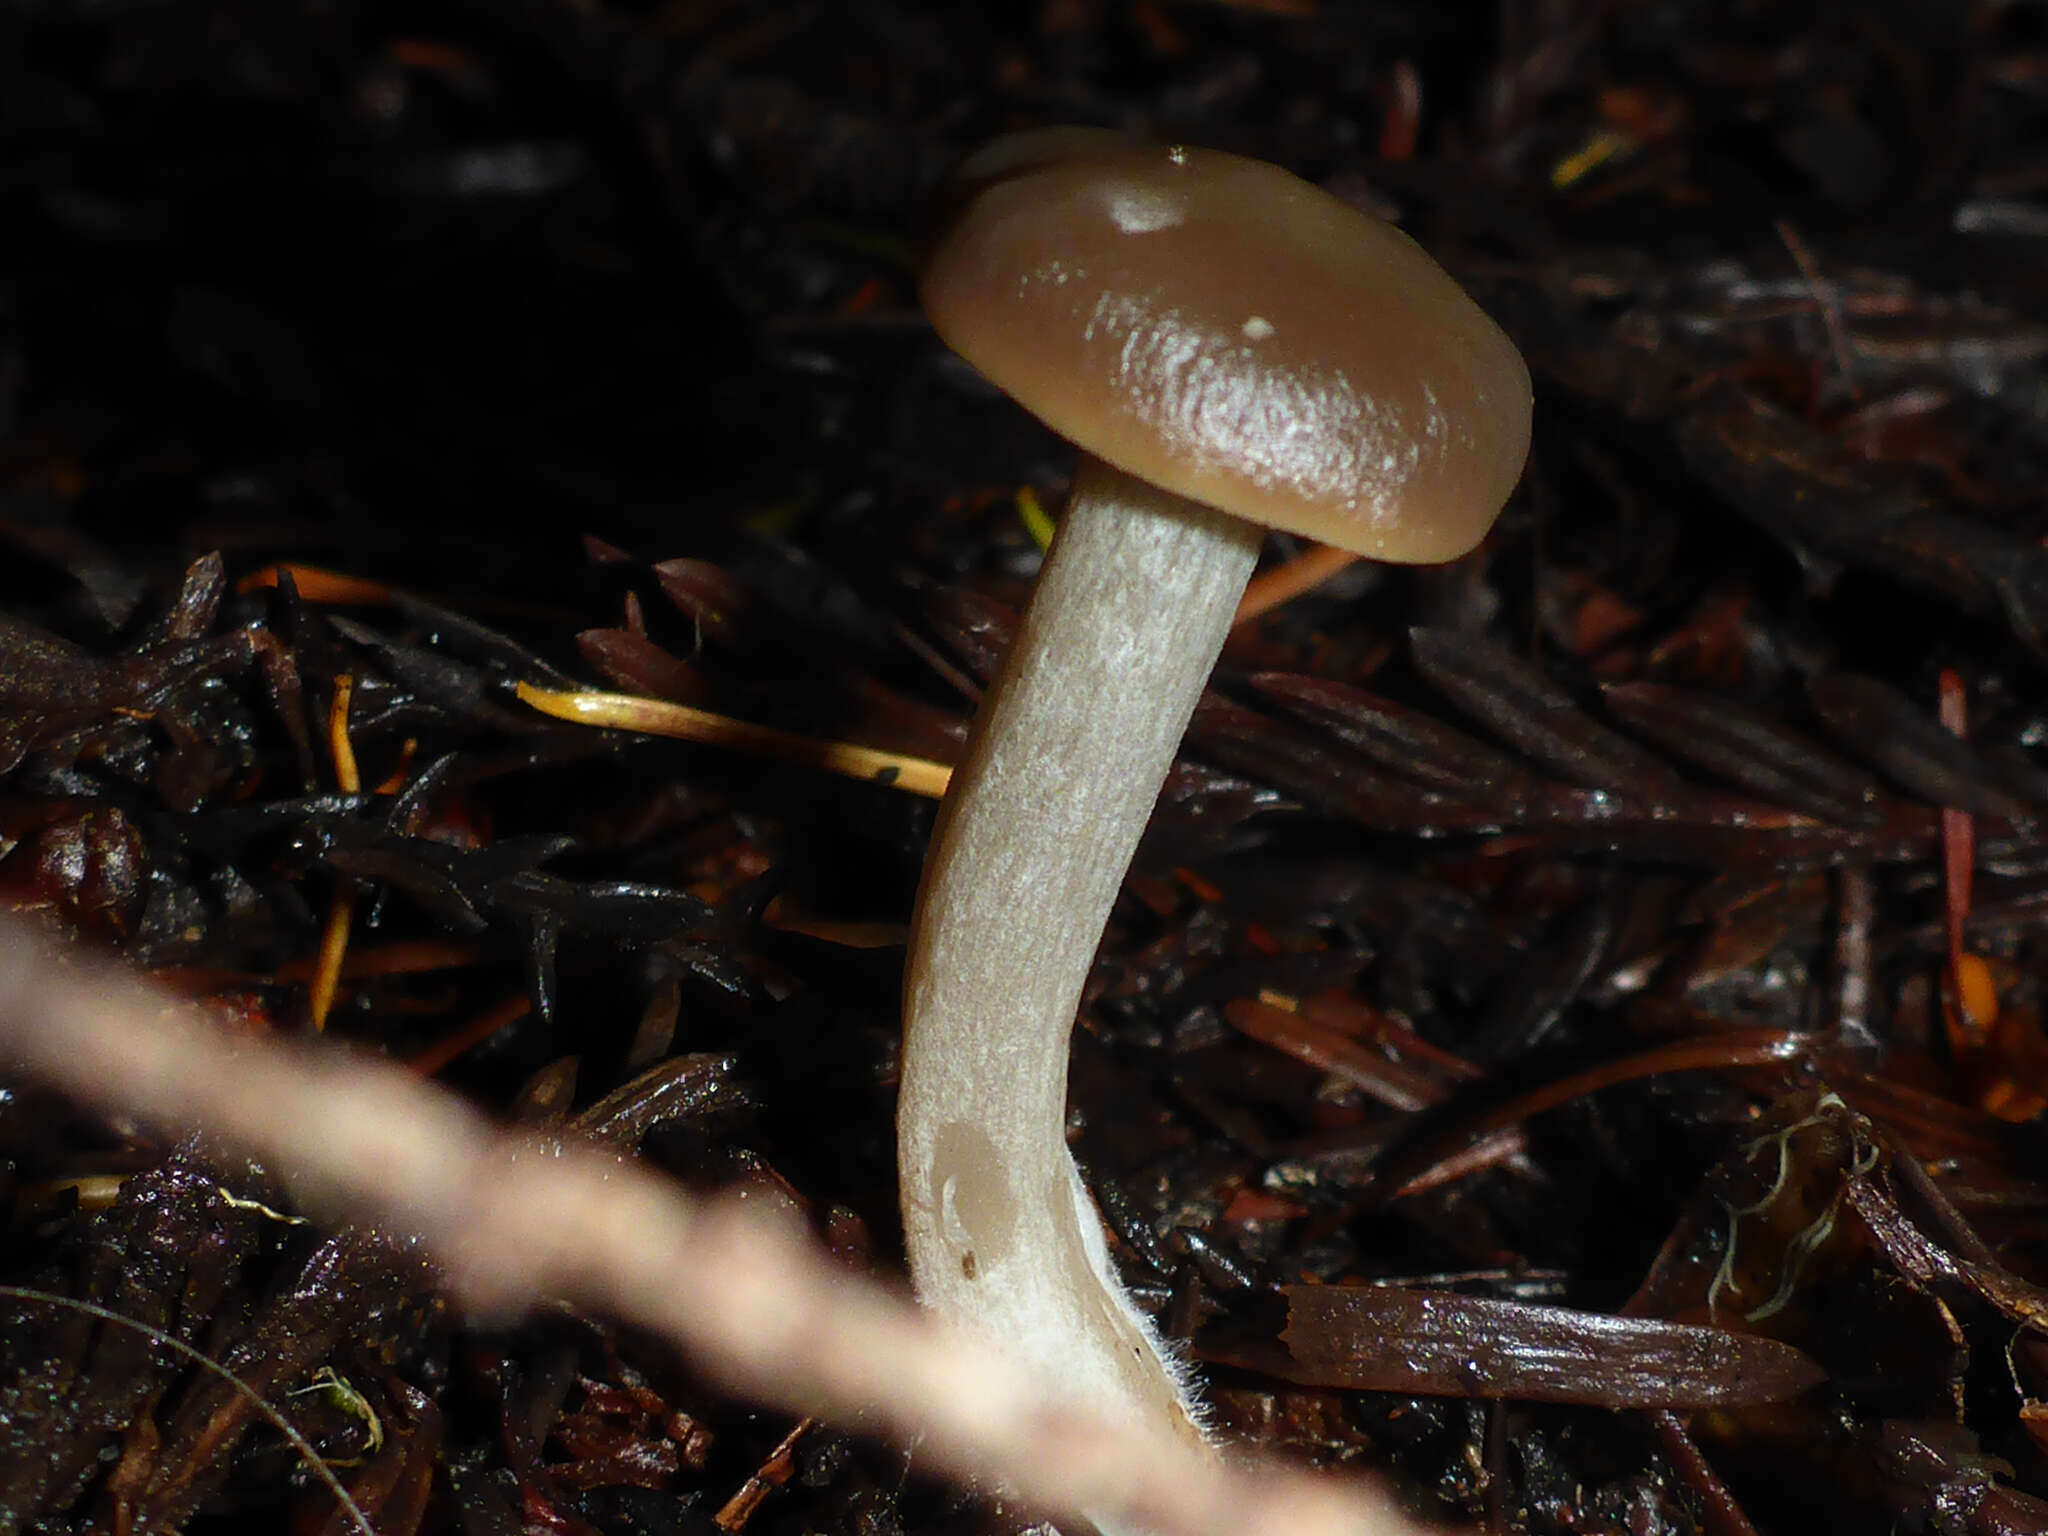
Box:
[899, 456, 1263, 1463]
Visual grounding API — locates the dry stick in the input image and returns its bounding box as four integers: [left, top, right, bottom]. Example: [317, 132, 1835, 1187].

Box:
[0, 923, 1439, 1536]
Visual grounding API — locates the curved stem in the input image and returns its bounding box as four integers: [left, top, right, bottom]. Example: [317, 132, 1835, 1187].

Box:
[899, 455, 1261, 1460]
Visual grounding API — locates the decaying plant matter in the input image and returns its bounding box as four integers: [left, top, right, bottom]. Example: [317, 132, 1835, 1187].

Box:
[0, 923, 1429, 1536]
[4, 1, 2048, 1533]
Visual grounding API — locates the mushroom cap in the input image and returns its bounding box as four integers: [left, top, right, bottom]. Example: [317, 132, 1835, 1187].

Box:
[921, 132, 1533, 563]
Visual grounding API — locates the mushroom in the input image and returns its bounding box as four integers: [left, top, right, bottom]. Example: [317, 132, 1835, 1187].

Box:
[900, 129, 1531, 1499]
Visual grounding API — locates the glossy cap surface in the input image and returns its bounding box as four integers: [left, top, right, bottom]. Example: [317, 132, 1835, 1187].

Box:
[921, 132, 1532, 562]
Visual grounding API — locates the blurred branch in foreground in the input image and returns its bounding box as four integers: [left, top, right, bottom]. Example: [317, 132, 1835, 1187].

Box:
[0, 919, 1440, 1536]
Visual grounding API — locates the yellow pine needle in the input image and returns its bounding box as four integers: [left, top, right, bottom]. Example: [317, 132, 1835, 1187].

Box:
[1015, 484, 1057, 551]
[310, 674, 360, 1033]
[1551, 128, 1635, 190]
[517, 682, 953, 799]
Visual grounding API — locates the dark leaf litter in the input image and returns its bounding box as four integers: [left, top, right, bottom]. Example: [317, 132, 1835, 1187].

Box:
[4, 1, 2048, 1533]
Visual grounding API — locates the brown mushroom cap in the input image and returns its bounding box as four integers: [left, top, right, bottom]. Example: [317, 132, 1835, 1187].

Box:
[921, 133, 1533, 563]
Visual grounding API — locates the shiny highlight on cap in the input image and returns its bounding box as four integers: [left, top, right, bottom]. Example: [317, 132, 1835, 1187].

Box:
[921, 131, 1533, 563]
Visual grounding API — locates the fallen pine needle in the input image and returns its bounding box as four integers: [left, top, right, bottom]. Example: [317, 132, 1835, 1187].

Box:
[517, 681, 953, 799]
[1233, 542, 1362, 627]
[237, 563, 395, 605]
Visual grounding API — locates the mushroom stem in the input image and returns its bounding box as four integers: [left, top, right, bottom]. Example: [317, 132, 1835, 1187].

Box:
[900, 454, 1260, 1450]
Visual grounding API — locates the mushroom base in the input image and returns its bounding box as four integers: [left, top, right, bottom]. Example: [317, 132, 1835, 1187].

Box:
[899, 456, 1261, 1465]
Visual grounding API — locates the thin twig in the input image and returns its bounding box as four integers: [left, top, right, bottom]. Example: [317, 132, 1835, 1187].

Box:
[1775, 218, 1860, 397]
